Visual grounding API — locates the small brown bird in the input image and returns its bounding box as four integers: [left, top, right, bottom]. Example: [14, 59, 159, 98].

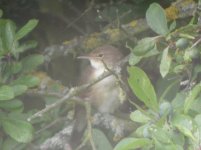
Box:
[70, 45, 125, 149]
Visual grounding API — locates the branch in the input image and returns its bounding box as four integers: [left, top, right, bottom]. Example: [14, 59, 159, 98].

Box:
[44, 0, 196, 62]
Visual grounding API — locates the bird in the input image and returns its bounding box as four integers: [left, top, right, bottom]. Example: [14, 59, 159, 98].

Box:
[70, 45, 126, 149]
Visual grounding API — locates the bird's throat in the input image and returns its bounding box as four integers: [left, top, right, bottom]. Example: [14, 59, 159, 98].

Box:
[90, 60, 105, 77]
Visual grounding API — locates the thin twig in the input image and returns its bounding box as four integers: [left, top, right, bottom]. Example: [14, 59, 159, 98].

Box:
[27, 72, 109, 121]
[190, 37, 201, 49]
[57, 14, 85, 34]
[66, 0, 95, 30]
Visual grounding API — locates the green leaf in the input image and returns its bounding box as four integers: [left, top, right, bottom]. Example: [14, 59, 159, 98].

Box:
[0, 19, 18, 55]
[170, 130, 185, 146]
[194, 114, 201, 126]
[156, 74, 180, 101]
[173, 65, 185, 74]
[114, 138, 151, 150]
[150, 127, 171, 144]
[169, 21, 176, 32]
[21, 54, 44, 72]
[160, 47, 171, 78]
[0, 99, 23, 112]
[171, 92, 186, 111]
[159, 102, 173, 117]
[0, 86, 14, 101]
[16, 40, 37, 53]
[5, 20, 16, 51]
[130, 110, 151, 123]
[12, 85, 27, 96]
[146, 3, 169, 35]
[190, 95, 201, 113]
[1, 116, 33, 143]
[172, 114, 195, 141]
[184, 82, 201, 114]
[154, 139, 183, 150]
[11, 75, 40, 88]
[129, 44, 159, 66]
[128, 66, 158, 111]
[92, 129, 113, 150]
[132, 37, 156, 56]
[0, 20, 7, 54]
[135, 125, 150, 138]
[15, 19, 38, 40]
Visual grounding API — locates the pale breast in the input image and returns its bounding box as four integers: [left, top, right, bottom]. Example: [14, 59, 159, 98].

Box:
[79, 65, 121, 114]
[89, 75, 121, 113]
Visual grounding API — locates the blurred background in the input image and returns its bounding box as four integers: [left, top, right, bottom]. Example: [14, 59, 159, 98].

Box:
[0, 0, 174, 86]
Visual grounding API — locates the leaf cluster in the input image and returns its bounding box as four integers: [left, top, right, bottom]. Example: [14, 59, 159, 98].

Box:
[115, 3, 201, 150]
[0, 11, 44, 149]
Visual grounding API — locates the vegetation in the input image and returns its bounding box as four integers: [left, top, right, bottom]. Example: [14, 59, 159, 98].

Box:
[116, 3, 201, 149]
[0, 12, 43, 149]
[0, 0, 201, 150]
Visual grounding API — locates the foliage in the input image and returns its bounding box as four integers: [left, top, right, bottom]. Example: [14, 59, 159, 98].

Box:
[115, 2, 201, 150]
[0, 11, 44, 148]
[1, 0, 200, 150]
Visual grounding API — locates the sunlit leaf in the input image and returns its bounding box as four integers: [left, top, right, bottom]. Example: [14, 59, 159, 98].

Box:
[128, 66, 158, 111]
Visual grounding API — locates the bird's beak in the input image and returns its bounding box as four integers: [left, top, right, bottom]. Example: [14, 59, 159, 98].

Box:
[77, 55, 90, 60]
[77, 55, 98, 60]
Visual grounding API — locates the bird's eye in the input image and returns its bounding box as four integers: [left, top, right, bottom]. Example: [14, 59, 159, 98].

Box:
[97, 53, 104, 57]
